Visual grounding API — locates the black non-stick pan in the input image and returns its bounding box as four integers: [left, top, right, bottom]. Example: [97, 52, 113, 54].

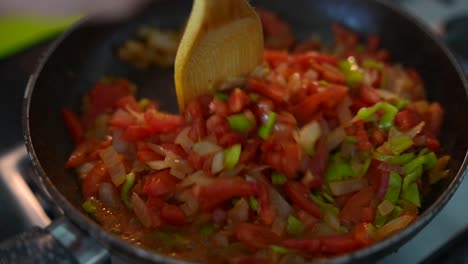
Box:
[4, 0, 468, 263]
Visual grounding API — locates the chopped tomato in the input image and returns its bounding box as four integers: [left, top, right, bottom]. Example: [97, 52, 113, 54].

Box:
[137, 149, 163, 163]
[110, 110, 135, 128]
[122, 125, 152, 141]
[235, 223, 280, 250]
[146, 196, 164, 228]
[248, 78, 286, 104]
[82, 162, 108, 198]
[425, 102, 444, 136]
[195, 179, 257, 212]
[359, 86, 380, 105]
[62, 108, 84, 145]
[284, 181, 321, 218]
[66, 139, 95, 168]
[86, 79, 133, 120]
[340, 186, 375, 226]
[228, 89, 249, 113]
[161, 203, 186, 225]
[189, 118, 207, 141]
[145, 110, 183, 133]
[209, 99, 229, 117]
[291, 84, 348, 124]
[426, 136, 441, 151]
[354, 223, 374, 246]
[143, 170, 178, 197]
[360, 206, 375, 223]
[395, 108, 422, 131]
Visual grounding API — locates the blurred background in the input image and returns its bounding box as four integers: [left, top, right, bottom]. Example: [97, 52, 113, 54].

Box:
[0, 0, 467, 263]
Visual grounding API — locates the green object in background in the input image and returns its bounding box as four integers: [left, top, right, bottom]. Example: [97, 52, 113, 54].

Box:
[0, 15, 81, 59]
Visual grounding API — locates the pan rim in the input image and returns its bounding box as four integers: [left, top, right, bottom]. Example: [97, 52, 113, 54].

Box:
[22, 0, 468, 263]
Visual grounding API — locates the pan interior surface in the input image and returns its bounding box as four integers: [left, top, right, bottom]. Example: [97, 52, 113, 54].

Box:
[25, 0, 468, 262]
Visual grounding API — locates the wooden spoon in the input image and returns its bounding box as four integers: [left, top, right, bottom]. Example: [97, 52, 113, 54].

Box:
[174, 0, 264, 111]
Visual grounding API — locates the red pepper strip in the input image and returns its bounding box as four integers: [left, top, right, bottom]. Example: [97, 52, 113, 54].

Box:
[144, 110, 183, 134]
[282, 233, 361, 254]
[340, 186, 375, 226]
[354, 223, 374, 246]
[62, 108, 84, 145]
[284, 181, 321, 218]
[195, 179, 257, 212]
[291, 84, 348, 124]
[65, 139, 95, 168]
[302, 137, 328, 189]
[257, 180, 276, 225]
[263, 50, 289, 66]
[248, 78, 287, 104]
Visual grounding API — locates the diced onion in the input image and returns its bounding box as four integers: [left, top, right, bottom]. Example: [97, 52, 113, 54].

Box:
[77, 162, 94, 180]
[180, 171, 213, 188]
[269, 185, 292, 236]
[323, 208, 340, 231]
[99, 146, 126, 186]
[326, 127, 347, 151]
[287, 72, 301, 92]
[170, 168, 186, 180]
[329, 178, 368, 196]
[175, 127, 194, 153]
[304, 69, 318, 81]
[112, 130, 129, 154]
[378, 200, 395, 216]
[147, 143, 174, 157]
[165, 153, 193, 175]
[376, 89, 398, 100]
[147, 160, 169, 170]
[94, 114, 109, 140]
[178, 190, 199, 216]
[98, 182, 122, 209]
[227, 198, 249, 224]
[404, 121, 425, 139]
[269, 186, 292, 218]
[193, 141, 222, 156]
[297, 121, 321, 155]
[211, 151, 225, 175]
[125, 105, 144, 123]
[131, 193, 152, 228]
[375, 214, 415, 240]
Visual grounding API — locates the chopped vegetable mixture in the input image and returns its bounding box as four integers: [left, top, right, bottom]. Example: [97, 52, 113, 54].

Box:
[63, 8, 449, 264]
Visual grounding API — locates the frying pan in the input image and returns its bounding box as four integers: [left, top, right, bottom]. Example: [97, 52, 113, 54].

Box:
[5, 0, 468, 263]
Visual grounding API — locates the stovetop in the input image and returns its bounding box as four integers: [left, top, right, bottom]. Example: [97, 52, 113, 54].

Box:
[0, 1, 467, 263]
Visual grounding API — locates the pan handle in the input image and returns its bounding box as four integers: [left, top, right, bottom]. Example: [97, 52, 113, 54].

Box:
[0, 217, 109, 264]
